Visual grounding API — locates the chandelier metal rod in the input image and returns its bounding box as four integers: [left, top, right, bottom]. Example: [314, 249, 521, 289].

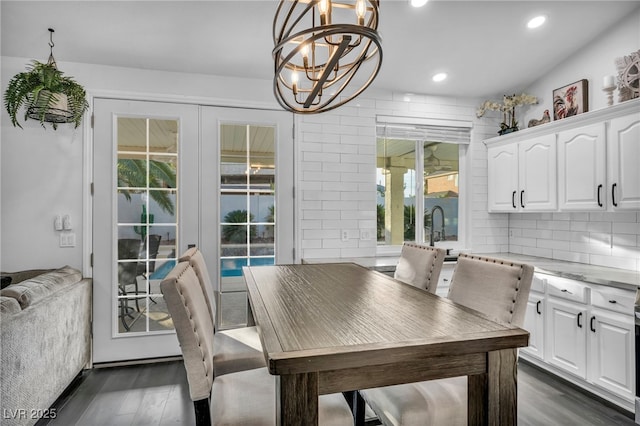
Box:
[304, 35, 351, 108]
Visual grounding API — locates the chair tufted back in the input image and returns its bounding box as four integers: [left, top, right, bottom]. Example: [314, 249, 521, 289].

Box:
[447, 254, 534, 327]
[179, 247, 216, 327]
[160, 261, 215, 401]
[394, 243, 447, 293]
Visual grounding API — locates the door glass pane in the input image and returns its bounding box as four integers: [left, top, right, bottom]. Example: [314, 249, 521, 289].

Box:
[423, 142, 459, 244]
[376, 138, 416, 245]
[219, 123, 276, 329]
[116, 117, 178, 334]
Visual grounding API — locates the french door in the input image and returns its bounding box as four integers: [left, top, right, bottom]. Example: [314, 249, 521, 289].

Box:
[200, 106, 294, 329]
[92, 99, 293, 362]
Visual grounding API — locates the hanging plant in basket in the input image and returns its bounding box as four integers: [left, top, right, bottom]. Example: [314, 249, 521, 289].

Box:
[3, 29, 88, 130]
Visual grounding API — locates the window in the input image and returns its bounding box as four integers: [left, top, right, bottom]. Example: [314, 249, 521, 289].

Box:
[376, 117, 470, 251]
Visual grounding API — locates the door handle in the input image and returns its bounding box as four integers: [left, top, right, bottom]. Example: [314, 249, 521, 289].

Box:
[612, 183, 618, 207]
[512, 191, 517, 209]
[590, 316, 596, 332]
[577, 312, 583, 328]
[520, 190, 525, 208]
[536, 300, 541, 315]
[597, 184, 603, 207]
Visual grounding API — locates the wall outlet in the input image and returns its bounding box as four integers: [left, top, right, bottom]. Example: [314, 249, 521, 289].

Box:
[341, 230, 349, 242]
[360, 230, 372, 241]
[59, 232, 76, 248]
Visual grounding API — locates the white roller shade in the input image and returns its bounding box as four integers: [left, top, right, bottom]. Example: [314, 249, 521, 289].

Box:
[376, 115, 472, 144]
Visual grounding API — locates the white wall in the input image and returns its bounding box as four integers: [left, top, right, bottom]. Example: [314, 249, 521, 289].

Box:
[523, 8, 640, 124]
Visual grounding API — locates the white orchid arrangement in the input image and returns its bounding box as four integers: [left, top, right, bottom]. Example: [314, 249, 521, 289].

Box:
[476, 93, 538, 133]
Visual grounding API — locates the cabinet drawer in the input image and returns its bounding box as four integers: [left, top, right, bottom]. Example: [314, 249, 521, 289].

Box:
[590, 286, 634, 315]
[547, 277, 588, 304]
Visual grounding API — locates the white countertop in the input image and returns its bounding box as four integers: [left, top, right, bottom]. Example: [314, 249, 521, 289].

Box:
[303, 252, 640, 291]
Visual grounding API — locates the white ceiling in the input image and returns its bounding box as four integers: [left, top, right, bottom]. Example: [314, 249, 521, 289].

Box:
[2, 1, 639, 99]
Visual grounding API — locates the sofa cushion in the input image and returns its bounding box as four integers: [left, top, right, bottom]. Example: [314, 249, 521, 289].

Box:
[0, 269, 54, 285]
[0, 266, 82, 309]
[0, 296, 21, 314]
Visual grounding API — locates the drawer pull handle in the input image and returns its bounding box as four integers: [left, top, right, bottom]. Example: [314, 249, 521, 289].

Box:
[597, 184, 603, 207]
[612, 183, 618, 207]
[590, 316, 596, 333]
[577, 312, 583, 328]
[608, 300, 617, 304]
[512, 191, 516, 209]
[536, 300, 541, 315]
[520, 190, 525, 208]
[443, 278, 449, 282]
[560, 289, 572, 294]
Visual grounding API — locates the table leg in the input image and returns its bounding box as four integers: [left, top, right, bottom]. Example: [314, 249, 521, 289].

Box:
[278, 372, 319, 425]
[468, 348, 518, 426]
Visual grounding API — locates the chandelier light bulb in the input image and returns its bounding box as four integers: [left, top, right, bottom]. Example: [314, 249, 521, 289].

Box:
[356, 0, 366, 24]
[410, 0, 428, 7]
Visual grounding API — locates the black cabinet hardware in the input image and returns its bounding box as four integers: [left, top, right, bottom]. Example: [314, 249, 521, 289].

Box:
[577, 312, 583, 328]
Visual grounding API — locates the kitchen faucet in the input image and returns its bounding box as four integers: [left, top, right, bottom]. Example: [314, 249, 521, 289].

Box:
[429, 205, 445, 247]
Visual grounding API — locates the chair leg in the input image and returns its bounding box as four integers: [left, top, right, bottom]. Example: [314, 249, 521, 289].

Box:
[343, 390, 367, 426]
[193, 398, 211, 426]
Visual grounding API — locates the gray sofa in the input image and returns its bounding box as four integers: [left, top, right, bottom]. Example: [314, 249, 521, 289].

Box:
[0, 266, 92, 426]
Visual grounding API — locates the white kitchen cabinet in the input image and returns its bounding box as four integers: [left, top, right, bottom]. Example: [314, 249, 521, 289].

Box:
[486, 98, 640, 214]
[545, 297, 588, 379]
[522, 273, 636, 410]
[521, 275, 545, 360]
[487, 143, 518, 212]
[519, 134, 557, 210]
[558, 123, 606, 210]
[588, 307, 635, 402]
[487, 134, 556, 212]
[608, 112, 640, 210]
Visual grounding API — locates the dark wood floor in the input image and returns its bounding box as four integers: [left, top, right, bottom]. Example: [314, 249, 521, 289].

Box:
[40, 359, 635, 426]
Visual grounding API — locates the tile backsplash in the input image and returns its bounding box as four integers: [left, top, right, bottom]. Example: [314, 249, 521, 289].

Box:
[508, 211, 640, 271]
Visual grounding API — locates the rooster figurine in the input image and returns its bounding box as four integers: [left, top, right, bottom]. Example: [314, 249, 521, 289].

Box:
[528, 110, 551, 128]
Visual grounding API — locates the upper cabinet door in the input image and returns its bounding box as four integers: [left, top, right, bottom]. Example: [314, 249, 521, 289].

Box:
[487, 143, 518, 212]
[608, 112, 640, 210]
[519, 134, 557, 211]
[558, 123, 606, 211]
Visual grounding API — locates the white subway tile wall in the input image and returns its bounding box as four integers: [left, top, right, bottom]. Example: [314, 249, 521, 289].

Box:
[297, 89, 502, 260]
[508, 212, 640, 271]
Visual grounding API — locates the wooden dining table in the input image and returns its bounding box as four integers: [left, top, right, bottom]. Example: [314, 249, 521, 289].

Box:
[243, 263, 529, 426]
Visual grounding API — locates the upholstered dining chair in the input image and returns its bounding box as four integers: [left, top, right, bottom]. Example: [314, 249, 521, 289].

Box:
[160, 261, 354, 426]
[178, 247, 265, 377]
[393, 243, 446, 293]
[359, 253, 534, 426]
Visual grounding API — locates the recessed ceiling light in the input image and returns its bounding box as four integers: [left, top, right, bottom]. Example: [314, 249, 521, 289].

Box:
[432, 73, 447, 82]
[527, 15, 546, 29]
[410, 0, 428, 7]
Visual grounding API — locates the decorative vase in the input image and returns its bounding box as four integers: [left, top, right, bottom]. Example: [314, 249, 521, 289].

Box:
[498, 127, 518, 136]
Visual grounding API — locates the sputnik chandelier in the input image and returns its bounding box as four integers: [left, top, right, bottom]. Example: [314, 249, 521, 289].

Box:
[273, 0, 382, 114]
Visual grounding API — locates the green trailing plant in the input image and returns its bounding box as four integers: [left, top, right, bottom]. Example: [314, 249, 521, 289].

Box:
[4, 60, 89, 129]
